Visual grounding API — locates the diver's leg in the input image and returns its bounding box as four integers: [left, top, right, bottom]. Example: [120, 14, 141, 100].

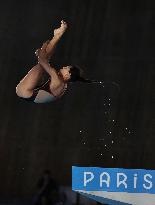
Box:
[45, 36, 59, 58]
[16, 64, 45, 98]
[46, 20, 67, 58]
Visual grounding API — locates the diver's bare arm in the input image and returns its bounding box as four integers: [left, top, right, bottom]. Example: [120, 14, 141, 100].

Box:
[46, 20, 67, 57]
[39, 60, 58, 80]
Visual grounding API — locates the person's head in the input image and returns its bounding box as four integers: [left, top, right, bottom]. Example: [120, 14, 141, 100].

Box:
[59, 65, 84, 82]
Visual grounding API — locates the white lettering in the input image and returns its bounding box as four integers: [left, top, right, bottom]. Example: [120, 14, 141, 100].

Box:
[134, 174, 138, 189]
[143, 174, 152, 190]
[84, 172, 94, 187]
[117, 173, 127, 189]
[100, 172, 110, 188]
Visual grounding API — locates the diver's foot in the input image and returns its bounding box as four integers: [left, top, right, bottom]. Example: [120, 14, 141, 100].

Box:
[54, 20, 67, 38]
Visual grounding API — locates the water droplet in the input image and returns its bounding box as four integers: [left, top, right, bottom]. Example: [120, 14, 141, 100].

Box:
[112, 140, 114, 144]
[112, 156, 114, 159]
[109, 131, 112, 134]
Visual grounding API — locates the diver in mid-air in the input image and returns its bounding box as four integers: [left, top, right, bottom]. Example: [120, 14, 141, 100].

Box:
[16, 20, 119, 104]
[16, 20, 87, 103]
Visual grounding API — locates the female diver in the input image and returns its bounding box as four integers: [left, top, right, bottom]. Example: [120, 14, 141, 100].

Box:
[16, 20, 87, 103]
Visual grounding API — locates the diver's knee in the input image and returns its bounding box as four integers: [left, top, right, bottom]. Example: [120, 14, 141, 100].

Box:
[16, 84, 32, 98]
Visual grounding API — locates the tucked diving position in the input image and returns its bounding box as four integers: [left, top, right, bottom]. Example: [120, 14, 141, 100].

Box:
[16, 20, 86, 103]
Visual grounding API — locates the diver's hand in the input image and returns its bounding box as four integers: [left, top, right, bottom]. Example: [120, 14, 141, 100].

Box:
[37, 41, 49, 64]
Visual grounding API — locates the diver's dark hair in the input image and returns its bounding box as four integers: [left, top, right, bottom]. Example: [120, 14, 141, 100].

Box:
[69, 66, 92, 83]
[68, 66, 120, 89]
